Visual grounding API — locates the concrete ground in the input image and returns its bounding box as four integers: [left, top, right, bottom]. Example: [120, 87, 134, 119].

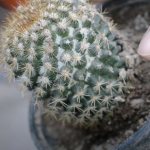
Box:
[0, 7, 37, 150]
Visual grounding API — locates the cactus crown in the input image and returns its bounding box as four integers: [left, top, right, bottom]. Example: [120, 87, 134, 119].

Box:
[1, 0, 128, 126]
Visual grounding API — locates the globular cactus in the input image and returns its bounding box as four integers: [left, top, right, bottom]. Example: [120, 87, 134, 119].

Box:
[1, 0, 129, 127]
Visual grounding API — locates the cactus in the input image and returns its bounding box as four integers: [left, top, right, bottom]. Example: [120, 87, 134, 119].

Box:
[1, 0, 128, 127]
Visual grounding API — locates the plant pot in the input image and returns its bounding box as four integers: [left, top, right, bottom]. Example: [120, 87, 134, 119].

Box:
[102, 0, 150, 11]
[29, 1, 150, 150]
[115, 120, 150, 150]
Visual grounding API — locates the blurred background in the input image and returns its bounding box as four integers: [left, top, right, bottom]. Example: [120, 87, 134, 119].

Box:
[0, 7, 37, 150]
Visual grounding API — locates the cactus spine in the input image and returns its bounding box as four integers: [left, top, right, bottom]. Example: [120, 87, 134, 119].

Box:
[1, 0, 128, 127]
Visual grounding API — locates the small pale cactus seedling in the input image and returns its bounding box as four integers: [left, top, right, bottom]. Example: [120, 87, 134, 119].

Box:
[1, 0, 129, 127]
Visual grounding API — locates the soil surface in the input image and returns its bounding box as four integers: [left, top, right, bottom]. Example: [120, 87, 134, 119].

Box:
[34, 2, 150, 150]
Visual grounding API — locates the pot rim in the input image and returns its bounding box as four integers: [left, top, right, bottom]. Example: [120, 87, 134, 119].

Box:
[102, 0, 150, 11]
[115, 120, 150, 150]
[29, 98, 51, 150]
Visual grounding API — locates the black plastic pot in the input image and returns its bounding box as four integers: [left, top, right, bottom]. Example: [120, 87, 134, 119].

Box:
[115, 120, 150, 150]
[102, 0, 150, 11]
[30, 99, 50, 150]
[29, 1, 150, 150]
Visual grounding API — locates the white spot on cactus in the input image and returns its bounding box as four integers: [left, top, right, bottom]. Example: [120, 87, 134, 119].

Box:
[84, 49, 94, 69]
[50, 97, 67, 107]
[58, 19, 69, 29]
[80, 28, 88, 36]
[43, 42, 54, 55]
[102, 96, 112, 107]
[41, 53, 50, 62]
[54, 84, 65, 93]
[18, 43, 24, 50]
[73, 53, 82, 64]
[35, 87, 46, 98]
[60, 69, 71, 81]
[66, 40, 70, 44]
[38, 76, 51, 88]
[108, 66, 114, 73]
[28, 55, 34, 62]
[114, 96, 125, 102]
[31, 32, 38, 41]
[55, 35, 61, 44]
[69, 103, 82, 112]
[93, 79, 107, 94]
[39, 19, 48, 27]
[24, 63, 35, 77]
[106, 81, 120, 95]
[68, 27, 74, 37]
[62, 53, 72, 63]
[31, 24, 40, 31]
[69, 12, 78, 20]
[28, 47, 36, 62]
[84, 106, 96, 115]
[45, 62, 55, 72]
[40, 62, 55, 75]
[28, 47, 36, 56]
[49, 13, 59, 20]
[51, 25, 57, 31]
[43, 11, 49, 17]
[89, 96, 101, 107]
[42, 29, 51, 37]
[57, 47, 64, 65]
[119, 68, 127, 81]
[73, 90, 86, 103]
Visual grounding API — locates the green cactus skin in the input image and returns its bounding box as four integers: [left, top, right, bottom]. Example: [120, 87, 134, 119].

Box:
[1, 0, 128, 127]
